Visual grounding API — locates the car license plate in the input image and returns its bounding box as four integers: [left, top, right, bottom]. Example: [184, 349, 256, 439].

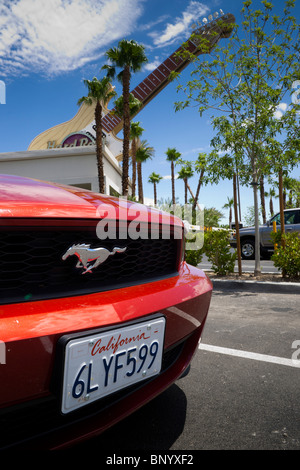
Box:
[61, 317, 165, 414]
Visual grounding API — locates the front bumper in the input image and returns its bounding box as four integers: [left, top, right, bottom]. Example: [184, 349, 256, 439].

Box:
[0, 263, 212, 449]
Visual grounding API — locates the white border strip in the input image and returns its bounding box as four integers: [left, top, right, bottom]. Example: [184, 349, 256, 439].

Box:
[199, 343, 300, 368]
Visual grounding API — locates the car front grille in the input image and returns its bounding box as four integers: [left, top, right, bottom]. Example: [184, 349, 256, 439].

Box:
[0, 220, 182, 304]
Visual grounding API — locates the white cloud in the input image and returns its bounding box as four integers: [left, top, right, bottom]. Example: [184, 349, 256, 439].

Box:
[139, 15, 169, 32]
[163, 174, 179, 180]
[182, 146, 206, 156]
[274, 102, 288, 119]
[149, 1, 209, 47]
[144, 58, 162, 72]
[0, 0, 144, 76]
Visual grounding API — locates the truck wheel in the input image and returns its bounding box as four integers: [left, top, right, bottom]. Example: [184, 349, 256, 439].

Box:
[241, 239, 255, 260]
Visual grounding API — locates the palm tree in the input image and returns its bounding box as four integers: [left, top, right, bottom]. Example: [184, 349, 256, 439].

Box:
[113, 93, 142, 118]
[223, 196, 234, 227]
[283, 176, 297, 209]
[165, 147, 181, 205]
[148, 172, 163, 206]
[192, 153, 207, 212]
[259, 175, 267, 223]
[78, 76, 116, 194]
[103, 39, 148, 197]
[292, 179, 300, 207]
[178, 164, 194, 204]
[130, 121, 144, 199]
[269, 188, 276, 217]
[136, 140, 154, 204]
[265, 188, 276, 217]
[112, 96, 142, 199]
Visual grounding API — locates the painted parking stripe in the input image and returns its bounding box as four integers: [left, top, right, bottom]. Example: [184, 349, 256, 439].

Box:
[199, 343, 300, 368]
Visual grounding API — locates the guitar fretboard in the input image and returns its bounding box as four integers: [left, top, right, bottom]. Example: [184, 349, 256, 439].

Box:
[102, 14, 234, 135]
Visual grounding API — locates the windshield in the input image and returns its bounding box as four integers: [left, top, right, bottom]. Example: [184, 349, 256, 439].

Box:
[270, 211, 298, 225]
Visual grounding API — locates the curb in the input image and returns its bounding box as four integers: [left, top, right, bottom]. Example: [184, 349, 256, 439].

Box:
[210, 278, 300, 294]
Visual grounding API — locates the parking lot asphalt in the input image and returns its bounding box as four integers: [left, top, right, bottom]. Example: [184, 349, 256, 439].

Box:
[77, 278, 300, 452]
[211, 276, 300, 294]
[188, 280, 300, 450]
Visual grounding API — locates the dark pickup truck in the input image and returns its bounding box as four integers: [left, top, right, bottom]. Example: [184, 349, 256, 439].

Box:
[230, 208, 300, 259]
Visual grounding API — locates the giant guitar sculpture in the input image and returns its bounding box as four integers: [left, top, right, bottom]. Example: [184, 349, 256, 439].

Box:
[28, 12, 235, 159]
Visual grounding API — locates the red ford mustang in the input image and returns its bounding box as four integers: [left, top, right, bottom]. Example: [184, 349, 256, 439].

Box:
[0, 174, 212, 449]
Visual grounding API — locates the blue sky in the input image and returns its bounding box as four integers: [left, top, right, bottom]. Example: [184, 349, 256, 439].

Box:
[0, 0, 299, 225]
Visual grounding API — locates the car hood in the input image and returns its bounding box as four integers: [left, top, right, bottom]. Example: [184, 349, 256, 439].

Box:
[0, 174, 182, 226]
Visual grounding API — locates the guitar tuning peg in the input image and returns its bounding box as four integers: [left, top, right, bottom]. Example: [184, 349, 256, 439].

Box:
[208, 14, 213, 21]
[202, 17, 208, 24]
[220, 9, 224, 15]
[213, 12, 219, 18]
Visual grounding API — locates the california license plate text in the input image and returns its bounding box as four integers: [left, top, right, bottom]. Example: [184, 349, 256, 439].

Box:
[61, 317, 165, 413]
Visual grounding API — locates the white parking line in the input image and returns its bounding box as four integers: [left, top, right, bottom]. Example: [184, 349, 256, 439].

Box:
[199, 343, 300, 368]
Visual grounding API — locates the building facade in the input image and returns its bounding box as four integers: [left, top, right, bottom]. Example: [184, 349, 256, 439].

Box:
[0, 101, 124, 195]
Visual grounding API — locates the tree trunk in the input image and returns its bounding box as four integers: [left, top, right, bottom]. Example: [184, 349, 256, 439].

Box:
[154, 183, 157, 206]
[184, 178, 188, 204]
[187, 183, 198, 208]
[252, 164, 261, 276]
[283, 188, 287, 209]
[192, 168, 205, 213]
[131, 139, 137, 199]
[236, 171, 242, 222]
[270, 196, 274, 217]
[137, 161, 143, 204]
[279, 168, 285, 244]
[260, 175, 266, 224]
[122, 66, 131, 196]
[233, 173, 242, 276]
[171, 161, 175, 206]
[95, 100, 105, 194]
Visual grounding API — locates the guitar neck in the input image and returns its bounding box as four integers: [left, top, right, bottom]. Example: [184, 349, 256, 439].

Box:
[102, 13, 235, 135]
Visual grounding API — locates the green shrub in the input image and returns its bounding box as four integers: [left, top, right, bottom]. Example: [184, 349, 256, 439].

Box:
[204, 230, 236, 275]
[270, 229, 282, 246]
[185, 248, 203, 266]
[271, 232, 300, 279]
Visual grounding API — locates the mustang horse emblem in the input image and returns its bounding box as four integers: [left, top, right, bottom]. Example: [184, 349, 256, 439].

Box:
[62, 244, 127, 274]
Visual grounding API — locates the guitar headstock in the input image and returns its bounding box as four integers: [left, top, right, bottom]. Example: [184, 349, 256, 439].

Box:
[191, 11, 235, 42]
